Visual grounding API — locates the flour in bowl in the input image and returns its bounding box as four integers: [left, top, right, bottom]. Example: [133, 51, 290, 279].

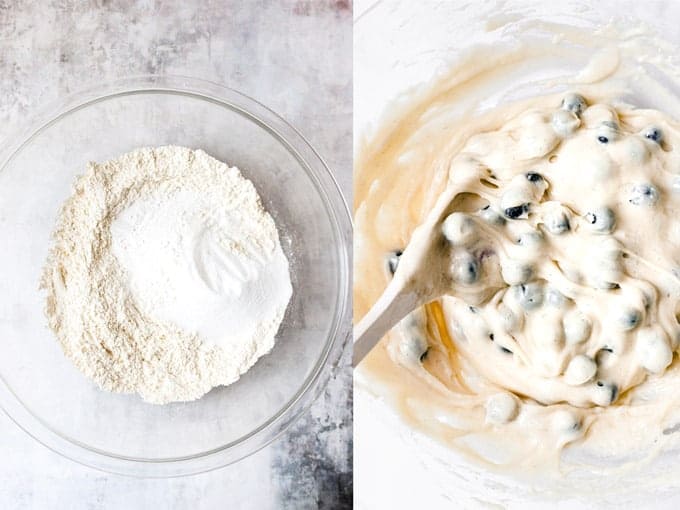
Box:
[41, 146, 292, 404]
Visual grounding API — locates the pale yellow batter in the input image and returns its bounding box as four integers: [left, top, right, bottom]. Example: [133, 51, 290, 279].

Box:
[354, 86, 680, 472]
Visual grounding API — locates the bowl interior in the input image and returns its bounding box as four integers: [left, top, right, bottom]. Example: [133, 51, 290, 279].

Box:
[353, 0, 680, 503]
[0, 87, 344, 461]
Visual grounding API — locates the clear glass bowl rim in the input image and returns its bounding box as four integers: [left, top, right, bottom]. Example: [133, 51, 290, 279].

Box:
[0, 74, 352, 478]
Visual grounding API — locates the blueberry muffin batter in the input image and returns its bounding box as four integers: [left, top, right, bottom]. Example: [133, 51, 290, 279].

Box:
[354, 90, 680, 471]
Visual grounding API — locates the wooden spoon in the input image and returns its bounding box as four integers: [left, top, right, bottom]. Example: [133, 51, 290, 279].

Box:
[353, 185, 493, 367]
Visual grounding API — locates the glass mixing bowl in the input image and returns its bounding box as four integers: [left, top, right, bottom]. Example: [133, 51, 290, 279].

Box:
[0, 75, 351, 477]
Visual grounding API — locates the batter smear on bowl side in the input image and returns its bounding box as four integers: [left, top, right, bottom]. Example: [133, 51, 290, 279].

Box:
[41, 146, 292, 404]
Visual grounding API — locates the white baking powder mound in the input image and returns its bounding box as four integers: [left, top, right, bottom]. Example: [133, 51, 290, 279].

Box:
[110, 185, 291, 352]
[41, 146, 293, 404]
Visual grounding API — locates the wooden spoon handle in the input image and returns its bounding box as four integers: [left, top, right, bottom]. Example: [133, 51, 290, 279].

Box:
[352, 278, 420, 367]
[353, 185, 460, 367]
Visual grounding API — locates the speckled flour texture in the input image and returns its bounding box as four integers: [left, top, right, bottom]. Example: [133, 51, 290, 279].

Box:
[41, 146, 292, 404]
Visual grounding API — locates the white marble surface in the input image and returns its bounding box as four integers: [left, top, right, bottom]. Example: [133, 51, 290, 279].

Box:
[0, 1, 351, 508]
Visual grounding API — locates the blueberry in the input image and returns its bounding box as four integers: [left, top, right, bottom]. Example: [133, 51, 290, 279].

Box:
[399, 333, 428, 363]
[563, 310, 592, 344]
[629, 184, 659, 206]
[619, 309, 641, 331]
[505, 204, 529, 219]
[544, 210, 570, 235]
[549, 218, 570, 234]
[442, 212, 477, 246]
[452, 253, 479, 284]
[513, 282, 544, 310]
[608, 384, 620, 403]
[593, 381, 619, 406]
[596, 121, 620, 145]
[561, 93, 587, 116]
[564, 355, 597, 386]
[460, 261, 479, 283]
[388, 250, 403, 275]
[643, 126, 663, 143]
[636, 328, 673, 374]
[552, 410, 582, 434]
[584, 206, 616, 234]
[552, 110, 581, 137]
[485, 393, 519, 425]
[526, 172, 543, 183]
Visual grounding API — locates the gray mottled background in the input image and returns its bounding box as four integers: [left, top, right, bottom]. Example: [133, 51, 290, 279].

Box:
[0, 1, 352, 508]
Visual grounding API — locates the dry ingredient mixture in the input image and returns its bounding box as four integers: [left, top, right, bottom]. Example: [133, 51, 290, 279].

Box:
[42, 146, 292, 404]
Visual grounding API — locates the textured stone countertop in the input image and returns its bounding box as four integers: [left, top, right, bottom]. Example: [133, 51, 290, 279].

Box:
[0, 1, 352, 508]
